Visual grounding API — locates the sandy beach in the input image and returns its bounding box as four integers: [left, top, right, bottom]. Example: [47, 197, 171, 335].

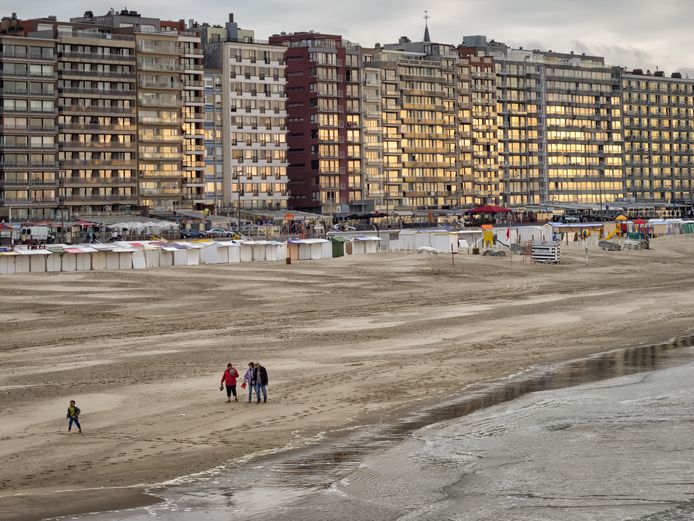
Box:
[2, 236, 694, 521]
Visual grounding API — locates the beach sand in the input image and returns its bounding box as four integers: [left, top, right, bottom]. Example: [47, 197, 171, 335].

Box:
[2, 236, 694, 521]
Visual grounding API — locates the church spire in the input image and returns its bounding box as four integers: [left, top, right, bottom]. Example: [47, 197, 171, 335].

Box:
[423, 10, 431, 42]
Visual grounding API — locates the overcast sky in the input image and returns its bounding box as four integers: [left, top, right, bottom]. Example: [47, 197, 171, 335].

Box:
[17, 0, 694, 75]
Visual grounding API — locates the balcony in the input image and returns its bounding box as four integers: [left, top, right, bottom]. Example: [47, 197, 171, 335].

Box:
[61, 159, 136, 167]
[59, 87, 136, 97]
[138, 117, 181, 125]
[63, 194, 137, 202]
[59, 51, 135, 62]
[60, 105, 135, 114]
[63, 177, 137, 186]
[139, 189, 182, 196]
[59, 69, 135, 79]
[139, 81, 180, 90]
[139, 171, 183, 178]
[59, 123, 136, 132]
[61, 142, 136, 150]
[137, 63, 183, 72]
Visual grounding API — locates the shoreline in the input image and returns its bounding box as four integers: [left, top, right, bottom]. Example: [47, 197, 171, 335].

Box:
[38, 332, 694, 521]
[2, 236, 694, 520]
[8, 333, 694, 521]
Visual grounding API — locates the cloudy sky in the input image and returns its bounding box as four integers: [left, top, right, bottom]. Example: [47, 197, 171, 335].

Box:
[17, 0, 694, 75]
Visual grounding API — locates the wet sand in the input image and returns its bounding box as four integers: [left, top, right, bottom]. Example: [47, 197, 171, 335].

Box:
[2, 236, 694, 520]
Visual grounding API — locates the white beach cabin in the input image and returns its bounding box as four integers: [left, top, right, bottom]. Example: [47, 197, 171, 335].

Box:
[352, 236, 382, 254]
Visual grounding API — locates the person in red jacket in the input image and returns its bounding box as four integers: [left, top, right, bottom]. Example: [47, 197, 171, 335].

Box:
[219, 363, 240, 402]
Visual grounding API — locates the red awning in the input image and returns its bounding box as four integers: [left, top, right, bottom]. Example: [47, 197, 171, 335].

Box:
[467, 205, 512, 215]
[633, 219, 646, 225]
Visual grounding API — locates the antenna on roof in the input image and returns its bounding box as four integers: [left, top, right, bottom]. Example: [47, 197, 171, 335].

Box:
[423, 10, 431, 42]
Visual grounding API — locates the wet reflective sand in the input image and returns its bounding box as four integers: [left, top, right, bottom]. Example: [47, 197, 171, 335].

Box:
[80, 336, 694, 520]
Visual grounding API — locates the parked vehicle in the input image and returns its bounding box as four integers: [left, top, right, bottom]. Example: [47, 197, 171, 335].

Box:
[206, 227, 234, 238]
[181, 229, 206, 239]
[20, 225, 51, 242]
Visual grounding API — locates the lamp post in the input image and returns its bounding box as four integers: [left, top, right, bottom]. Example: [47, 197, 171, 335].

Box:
[58, 170, 67, 242]
[235, 158, 243, 235]
[237, 185, 242, 235]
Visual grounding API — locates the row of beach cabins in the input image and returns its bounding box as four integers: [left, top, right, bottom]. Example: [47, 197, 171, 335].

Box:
[0, 237, 383, 275]
[1, 219, 692, 275]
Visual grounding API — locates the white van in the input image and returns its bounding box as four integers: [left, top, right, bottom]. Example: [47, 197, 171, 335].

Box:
[21, 225, 49, 242]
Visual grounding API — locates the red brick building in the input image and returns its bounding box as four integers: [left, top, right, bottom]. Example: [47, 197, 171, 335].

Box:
[269, 32, 364, 215]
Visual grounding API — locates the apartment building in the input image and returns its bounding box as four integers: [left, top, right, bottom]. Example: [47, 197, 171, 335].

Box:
[200, 15, 288, 211]
[364, 38, 461, 213]
[622, 70, 694, 206]
[459, 50, 501, 205]
[0, 32, 58, 221]
[57, 29, 138, 216]
[491, 50, 542, 206]
[268, 32, 364, 215]
[464, 37, 625, 208]
[456, 53, 475, 206]
[0, 10, 205, 221]
[121, 17, 205, 212]
[361, 59, 384, 211]
[202, 68, 223, 209]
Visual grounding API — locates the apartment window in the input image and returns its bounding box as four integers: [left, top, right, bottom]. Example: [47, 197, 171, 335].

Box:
[3, 99, 28, 112]
[30, 46, 54, 60]
[2, 44, 27, 57]
[3, 62, 28, 76]
[30, 136, 54, 148]
[3, 81, 28, 94]
[1, 135, 28, 147]
[29, 100, 54, 112]
[29, 64, 54, 77]
[29, 82, 54, 95]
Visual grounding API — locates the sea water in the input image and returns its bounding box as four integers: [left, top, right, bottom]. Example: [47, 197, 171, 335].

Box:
[76, 340, 694, 521]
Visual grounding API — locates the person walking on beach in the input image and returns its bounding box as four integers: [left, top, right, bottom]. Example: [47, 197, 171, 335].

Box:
[66, 400, 81, 433]
[243, 362, 255, 403]
[254, 363, 269, 403]
[219, 363, 240, 403]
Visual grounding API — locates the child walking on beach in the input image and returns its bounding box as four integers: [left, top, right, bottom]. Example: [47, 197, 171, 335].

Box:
[220, 363, 240, 402]
[66, 400, 81, 433]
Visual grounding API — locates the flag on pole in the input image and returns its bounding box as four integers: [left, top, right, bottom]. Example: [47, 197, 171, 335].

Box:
[506, 225, 511, 240]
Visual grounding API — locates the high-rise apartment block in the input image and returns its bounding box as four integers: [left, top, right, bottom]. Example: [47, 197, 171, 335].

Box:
[463, 37, 625, 209]
[0, 30, 58, 221]
[268, 32, 364, 215]
[365, 38, 461, 213]
[71, 10, 206, 213]
[201, 15, 288, 211]
[622, 71, 694, 206]
[0, 10, 204, 220]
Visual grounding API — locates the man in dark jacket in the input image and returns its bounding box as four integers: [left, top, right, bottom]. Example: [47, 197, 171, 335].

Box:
[254, 364, 269, 403]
